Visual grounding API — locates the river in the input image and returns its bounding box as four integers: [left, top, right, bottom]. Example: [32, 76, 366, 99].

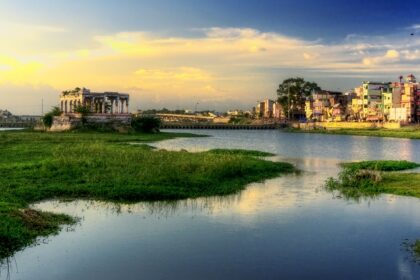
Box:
[2, 130, 420, 279]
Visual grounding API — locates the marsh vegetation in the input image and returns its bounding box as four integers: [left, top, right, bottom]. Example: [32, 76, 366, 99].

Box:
[0, 130, 295, 260]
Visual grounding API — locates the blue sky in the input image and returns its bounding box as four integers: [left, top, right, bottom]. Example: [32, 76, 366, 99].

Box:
[3, 0, 419, 39]
[1, 0, 420, 113]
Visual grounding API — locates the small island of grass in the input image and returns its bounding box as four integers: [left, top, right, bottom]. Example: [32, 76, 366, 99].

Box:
[0, 130, 295, 260]
[325, 160, 420, 199]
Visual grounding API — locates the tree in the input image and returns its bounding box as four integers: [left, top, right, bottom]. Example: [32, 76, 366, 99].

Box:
[42, 107, 62, 128]
[74, 105, 91, 124]
[131, 116, 161, 133]
[277, 77, 321, 120]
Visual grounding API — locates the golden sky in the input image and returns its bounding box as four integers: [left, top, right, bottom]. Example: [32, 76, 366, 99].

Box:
[1, 15, 420, 114]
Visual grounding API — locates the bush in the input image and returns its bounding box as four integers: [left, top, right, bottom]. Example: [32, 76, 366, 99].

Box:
[42, 107, 61, 128]
[131, 116, 161, 133]
[73, 105, 91, 125]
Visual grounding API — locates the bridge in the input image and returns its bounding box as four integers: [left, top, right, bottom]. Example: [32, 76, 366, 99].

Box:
[160, 123, 285, 130]
[0, 121, 36, 128]
[156, 113, 215, 123]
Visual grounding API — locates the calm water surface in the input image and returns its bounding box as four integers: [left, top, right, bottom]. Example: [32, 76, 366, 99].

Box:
[2, 130, 420, 280]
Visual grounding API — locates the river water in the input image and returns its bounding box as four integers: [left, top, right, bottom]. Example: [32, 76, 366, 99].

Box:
[2, 130, 420, 279]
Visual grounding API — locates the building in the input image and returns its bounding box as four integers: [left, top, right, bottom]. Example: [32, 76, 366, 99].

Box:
[255, 99, 275, 118]
[273, 102, 285, 120]
[391, 74, 419, 122]
[60, 87, 130, 115]
[356, 81, 391, 121]
[255, 101, 265, 118]
[51, 88, 131, 131]
[305, 90, 346, 121]
[263, 99, 275, 118]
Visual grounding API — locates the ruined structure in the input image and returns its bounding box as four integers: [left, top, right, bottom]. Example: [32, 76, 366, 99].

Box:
[59, 88, 130, 114]
[50, 88, 132, 131]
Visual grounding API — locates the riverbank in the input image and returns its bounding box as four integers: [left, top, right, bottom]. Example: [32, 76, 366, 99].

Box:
[287, 126, 420, 139]
[0, 131, 295, 260]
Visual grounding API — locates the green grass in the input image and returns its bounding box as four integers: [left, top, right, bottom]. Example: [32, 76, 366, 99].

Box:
[342, 160, 420, 171]
[0, 130, 295, 260]
[287, 126, 420, 139]
[325, 160, 420, 200]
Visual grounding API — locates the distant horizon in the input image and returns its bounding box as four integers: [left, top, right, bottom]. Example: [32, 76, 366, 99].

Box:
[1, 0, 420, 114]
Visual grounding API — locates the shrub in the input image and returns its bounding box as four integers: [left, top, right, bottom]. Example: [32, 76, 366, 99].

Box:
[73, 105, 91, 125]
[131, 116, 161, 133]
[42, 107, 62, 128]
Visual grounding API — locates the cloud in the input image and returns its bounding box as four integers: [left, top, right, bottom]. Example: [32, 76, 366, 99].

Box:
[385, 49, 399, 58]
[135, 67, 211, 82]
[0, 55, 42, 84]
[2, 26, 420, 113]
[362, 49, 401, 66]
[407, 24, 420, 30]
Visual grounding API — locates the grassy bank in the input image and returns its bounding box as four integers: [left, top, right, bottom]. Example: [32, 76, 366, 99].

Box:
[287, 126, 420, 139]
[326, 160, 420, 199]
[0, 131, 295, 260]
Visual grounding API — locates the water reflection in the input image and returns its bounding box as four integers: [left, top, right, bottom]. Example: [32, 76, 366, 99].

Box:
[2, 130, 420, 280]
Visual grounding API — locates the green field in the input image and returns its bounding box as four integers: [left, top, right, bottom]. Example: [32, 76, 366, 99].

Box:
[0, 131, 295, 260]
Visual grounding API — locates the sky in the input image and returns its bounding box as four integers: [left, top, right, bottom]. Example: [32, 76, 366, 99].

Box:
[1, 0, 420, 114]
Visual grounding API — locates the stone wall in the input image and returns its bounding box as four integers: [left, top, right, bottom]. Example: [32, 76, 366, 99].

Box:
[50, 114, 132, 132]
[293, 121, 402, 130]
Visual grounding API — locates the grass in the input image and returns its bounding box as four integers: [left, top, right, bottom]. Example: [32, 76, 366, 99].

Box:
[0, 130, 295, 260]
[325, 160, 420, 200]
[286, 126, 420, 139]
[342, 160, 420, 171]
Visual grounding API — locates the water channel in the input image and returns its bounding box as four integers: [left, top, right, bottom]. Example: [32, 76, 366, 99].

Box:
[2, 130, 420, 279]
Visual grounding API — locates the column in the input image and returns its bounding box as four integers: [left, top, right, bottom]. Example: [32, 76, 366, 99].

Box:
[102, 98, 105, 114]
[91, 98, 95, 113]
[126, 99, 129, 113]
[110, 99, 114, 114]
[120, 99, 124, 114]
[116, 97, 120, 114]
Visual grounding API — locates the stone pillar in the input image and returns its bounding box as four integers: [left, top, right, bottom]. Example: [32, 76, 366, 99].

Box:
[65, 101, 68, 113]
[126, 99, 129, 114]
[120, 99, 124, 114]
[102, 98, 106, 114]
[110, 99, 114, 114]
[92, 98, 96, 113]
[61, 101, 63, 112]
